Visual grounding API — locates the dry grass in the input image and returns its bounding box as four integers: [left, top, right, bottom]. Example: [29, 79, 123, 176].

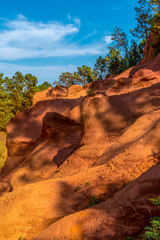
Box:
[0, 132, 7, 169]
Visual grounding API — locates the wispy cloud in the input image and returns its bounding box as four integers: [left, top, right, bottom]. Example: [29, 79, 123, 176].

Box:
[67, 14, 71, 20]
[73, 17, 81, 27]
[67, 14, 81, 27]
[77, 30, 98, 43]
[0, 15, 111, 61]
[104, 36, 113, 44]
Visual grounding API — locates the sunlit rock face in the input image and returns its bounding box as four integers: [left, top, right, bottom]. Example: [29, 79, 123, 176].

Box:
[33, 85, 68, 104]
[0, 54, 160, 240]
[140, 33, 155, 65]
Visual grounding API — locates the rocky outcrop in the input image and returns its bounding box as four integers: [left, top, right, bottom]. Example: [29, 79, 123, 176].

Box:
[0, 97, 83, 191]
[0, 55, 160, 239]
[33, 164, 160, 240]
[140, 33, 155, 65]
[33, 85, 67, 104]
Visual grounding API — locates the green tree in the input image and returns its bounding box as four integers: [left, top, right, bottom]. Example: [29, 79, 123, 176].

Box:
[59, 72, 75, 87]
[37, 81, 52, 91]
[146, 0, 160, 13]
[8, 72, 25, 114]
[94, 56, 107, 80]
[77, 65, 95, 85]
[150, 1, 160, 55]
[105, 47, 128, 75]
[0, 74, 14, 131]
[111, 26, 129, 60]
[130, 0, 152, 40]
[0, 72, 55, 131]
[128, 40, 145, 67]
[131, 0, 160, 56]
[23, 74, 38, 109]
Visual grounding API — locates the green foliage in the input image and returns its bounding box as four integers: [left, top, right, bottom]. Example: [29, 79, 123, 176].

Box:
[74, 186, 81, 192]
[77, 65, 96, 85]
[111, 26, 129, 60]
[125, 196, 160, 240]
[128, 40, 145, 67]
[59, 72, 75, 87]
[105, 47, 128, 75]
[89, 195, 100, 207]
[85, 181, 91, 186]
[130, 0, 160, 56]
[94, 56, 107, 80]
[9, 71, 25, 113]
[150, 13, 160, 56]
[86, 89, 94, 95]
[110, 0, 160, 71]
[23, 74, 38, 110]
[130, 0, 152, 40]
[58, 65, 97, 87]
[0, 132, 7, 169]
[145, 0, 160, 14]
[18, 237, 25, 240]
[0, 72, 44, 131]
[141, 217, 160, 239]
[36, 81, 52, 91]
[124, 237, 136, 240]
[150, 196, 160, 206]
[110, 27, 145, 72]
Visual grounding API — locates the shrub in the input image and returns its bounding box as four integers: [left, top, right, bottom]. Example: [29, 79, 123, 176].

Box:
[125, 196, 160, 240]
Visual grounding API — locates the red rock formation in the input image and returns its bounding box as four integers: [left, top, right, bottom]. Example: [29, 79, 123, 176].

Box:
[33, 164, 160, 240]
[33, 85, 67, 104]
[0, 55, 160, 240]
[140, 33, 155, 65]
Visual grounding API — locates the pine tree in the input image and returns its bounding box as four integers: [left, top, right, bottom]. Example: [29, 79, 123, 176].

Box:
[24, 74, 38, 109]
[0, 74, 14, 131]
[128, 40, 145, 67]
[8, 72, 25, 114]
[94, 56, 108, 80]
[59, 72, 75, 87]
[77, 65, 96, 85]
[36, 81, 52, 91]
[111, 26, 129, 60]
[130, 0, 152, 40]
[105, 47, 128, 75]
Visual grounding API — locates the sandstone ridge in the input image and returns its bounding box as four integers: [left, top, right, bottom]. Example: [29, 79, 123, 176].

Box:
[0, 54, 160, 240]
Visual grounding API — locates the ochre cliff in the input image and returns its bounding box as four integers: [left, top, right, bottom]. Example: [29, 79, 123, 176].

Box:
[0, 54, 160, 240]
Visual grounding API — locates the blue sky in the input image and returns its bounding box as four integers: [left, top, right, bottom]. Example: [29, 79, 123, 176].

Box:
[0, 0, 138, 84]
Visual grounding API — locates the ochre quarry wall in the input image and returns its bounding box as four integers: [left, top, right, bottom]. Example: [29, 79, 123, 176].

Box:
[0, 54, 160, 240]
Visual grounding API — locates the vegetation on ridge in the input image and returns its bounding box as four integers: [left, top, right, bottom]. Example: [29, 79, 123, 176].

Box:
[0, 73, 52, 131]
[57, 0, 160, 87]
[125, 196, 160, 239]
[0, 132, 7, 169]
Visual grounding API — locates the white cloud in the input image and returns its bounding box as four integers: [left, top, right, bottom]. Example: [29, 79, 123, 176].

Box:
[104, 36, 113, 45]
[76, 30, 98, 43]
[0, 16, 78, 48]
[0, 15, 111, 61]
[73, 17, 81, 27]
[67, 14, 71, 20]
[0, 62, 77, 83]
[67, 15, 81, 27]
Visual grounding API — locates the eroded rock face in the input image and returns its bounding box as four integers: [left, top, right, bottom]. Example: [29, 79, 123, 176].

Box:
[0, 98, 83, 190]
[33, 164, 160, 240]
[0, 55, 160, 239]
[33, 85, 67, 104]
[138, 31, 160, 65]
[140, 33, 155, 65]
[10, 112, 82, 189]
[115, 53, 160, 89]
